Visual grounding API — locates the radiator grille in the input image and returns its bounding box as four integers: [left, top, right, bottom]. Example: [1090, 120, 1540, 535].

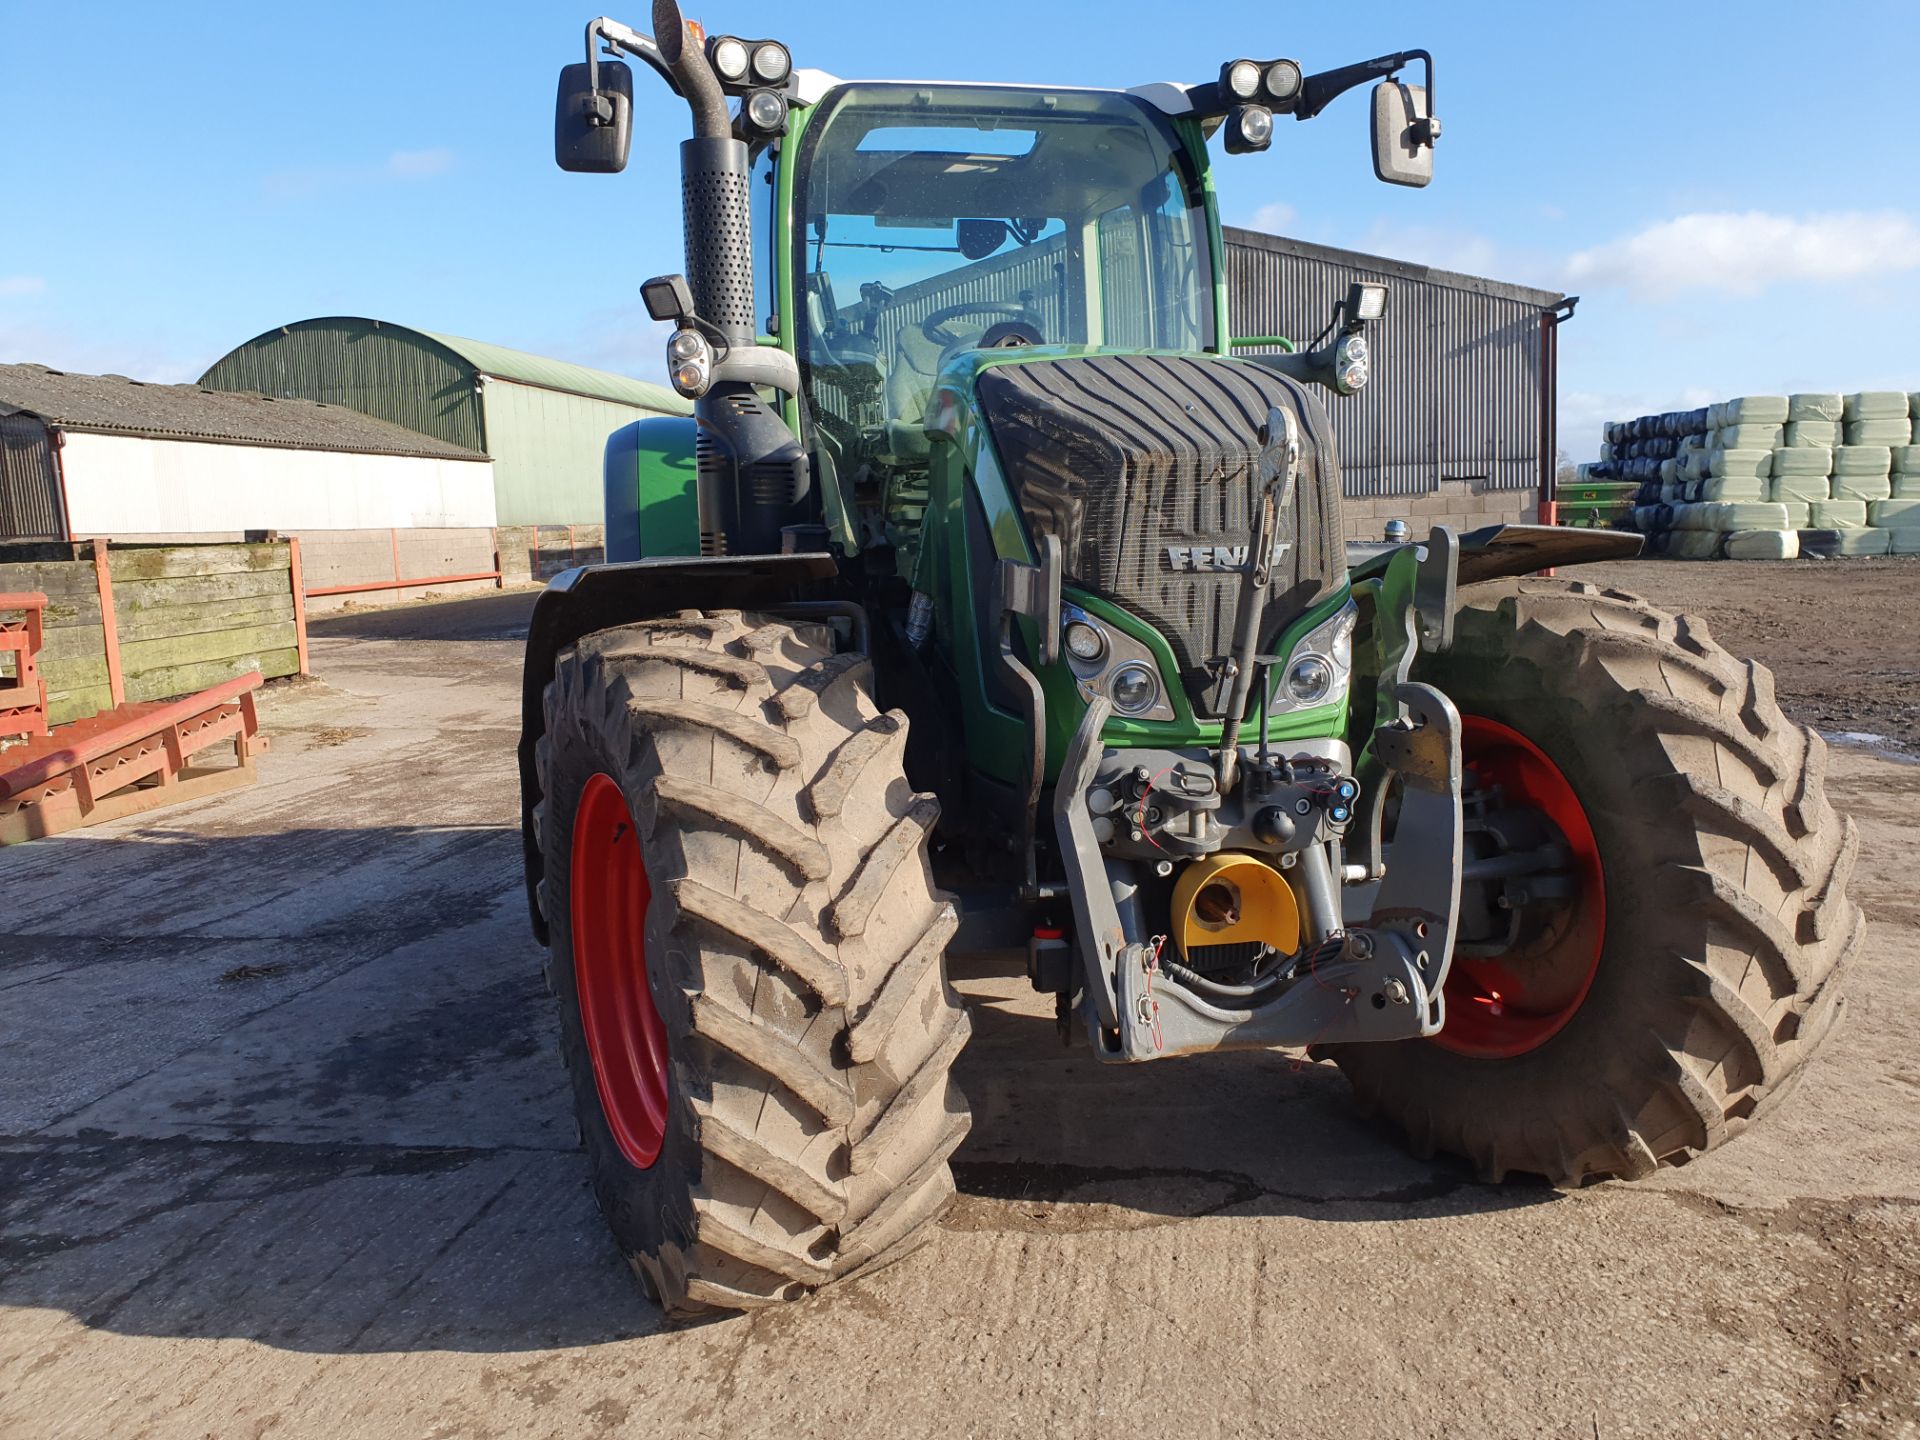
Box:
[974, 354, 1344, 715]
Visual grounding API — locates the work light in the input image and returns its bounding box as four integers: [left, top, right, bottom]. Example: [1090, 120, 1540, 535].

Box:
[1263, 60, 1302, 101]
[1224, 104, 1274, 154]
[751, 41, 791, 83]
[708, 36, 750, 83]
[1223, 59, 1262, 100]
[1347, 281, 1389, 323]
[743, 88, 789, 136]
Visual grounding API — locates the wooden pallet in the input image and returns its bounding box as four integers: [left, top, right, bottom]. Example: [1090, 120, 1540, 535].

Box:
[0, 592, 50, 740]
[0, 671, 267, 844]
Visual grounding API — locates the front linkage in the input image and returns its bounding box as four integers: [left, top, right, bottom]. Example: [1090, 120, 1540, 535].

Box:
[1001, 409, 1472, 1060]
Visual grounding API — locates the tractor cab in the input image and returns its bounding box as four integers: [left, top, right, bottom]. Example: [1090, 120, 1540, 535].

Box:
[787, 82, 1218, 497]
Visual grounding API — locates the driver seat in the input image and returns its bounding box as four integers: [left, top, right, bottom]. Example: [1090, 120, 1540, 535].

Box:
[881, 318, 948, 462]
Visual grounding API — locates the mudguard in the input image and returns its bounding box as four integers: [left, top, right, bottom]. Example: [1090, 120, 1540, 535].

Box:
[1346, 523, 1643, 586]
[518, 553, 838, 940]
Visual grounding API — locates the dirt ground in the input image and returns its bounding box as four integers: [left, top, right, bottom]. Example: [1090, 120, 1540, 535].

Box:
[1580, 556, 1920, 757]
[1, 562, 1917, 1440]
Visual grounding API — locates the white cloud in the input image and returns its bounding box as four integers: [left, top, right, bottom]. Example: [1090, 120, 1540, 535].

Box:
[387, 147, 454, 179]
[1247, 201, 1296, 234]
[0, 276, 46, 298]
[1564, 210, 1920, 299]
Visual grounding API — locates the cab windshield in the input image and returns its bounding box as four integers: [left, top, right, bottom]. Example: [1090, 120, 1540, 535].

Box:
[790, 83, 1216, 485]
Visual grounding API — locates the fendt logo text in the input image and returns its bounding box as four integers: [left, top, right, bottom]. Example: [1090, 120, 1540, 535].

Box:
[1163, 543, 1291, 573]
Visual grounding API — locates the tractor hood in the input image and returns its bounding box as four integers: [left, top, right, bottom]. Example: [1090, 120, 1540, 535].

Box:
[971, 352, 1346, 716]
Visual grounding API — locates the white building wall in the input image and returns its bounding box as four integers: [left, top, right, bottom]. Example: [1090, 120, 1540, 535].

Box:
[58, 431, 497, 536]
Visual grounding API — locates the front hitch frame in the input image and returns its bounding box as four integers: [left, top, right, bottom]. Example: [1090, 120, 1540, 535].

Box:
[1052, 681, 1464, 1061]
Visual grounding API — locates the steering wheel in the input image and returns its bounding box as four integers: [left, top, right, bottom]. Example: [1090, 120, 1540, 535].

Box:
[919, 300, 1035, 349]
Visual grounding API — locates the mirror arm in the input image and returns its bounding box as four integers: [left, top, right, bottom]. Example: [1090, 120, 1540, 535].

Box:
[1297, 49, 1434, 132]
[584, 16, 682, 100]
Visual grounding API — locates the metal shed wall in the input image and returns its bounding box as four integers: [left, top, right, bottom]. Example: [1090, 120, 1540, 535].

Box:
[1225, 228, 1563, 500]
[480, 381, 662, 526]
[199, 320, 486, 453]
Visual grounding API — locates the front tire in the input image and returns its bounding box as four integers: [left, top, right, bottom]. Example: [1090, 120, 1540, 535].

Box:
[535, 610, 971, 1316]
[1328, 579, 1861, 1185]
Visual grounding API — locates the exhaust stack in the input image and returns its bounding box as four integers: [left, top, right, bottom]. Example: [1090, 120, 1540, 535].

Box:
[654, 0, 755, 348]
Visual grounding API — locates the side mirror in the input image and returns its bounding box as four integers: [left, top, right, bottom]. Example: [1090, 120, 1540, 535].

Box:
[555, 60, 633, 174]
[1371, 80, 1435, 188]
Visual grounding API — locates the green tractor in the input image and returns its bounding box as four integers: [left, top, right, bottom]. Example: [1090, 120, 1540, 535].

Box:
[520, 1, 1858, 1316]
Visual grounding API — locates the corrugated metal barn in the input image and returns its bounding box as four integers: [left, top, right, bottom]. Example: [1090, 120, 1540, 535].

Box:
[1225, 227, 1571, 535]
[199, 319, 690, 526]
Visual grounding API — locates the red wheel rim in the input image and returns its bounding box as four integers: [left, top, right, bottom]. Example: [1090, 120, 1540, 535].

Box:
[1433, 715, 1607, 1059]
[570, 773, 670, 1168]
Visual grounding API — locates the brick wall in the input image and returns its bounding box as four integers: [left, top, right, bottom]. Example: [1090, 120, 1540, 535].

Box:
[1340, 481, 1540, 542]
[496, 525, 606, 586]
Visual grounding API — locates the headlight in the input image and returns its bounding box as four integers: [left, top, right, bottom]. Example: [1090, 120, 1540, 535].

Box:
[1285, 655, 1334, 705]
[1064, 621, 1107, 664]
[1224, 59, 1262, 100]
[750, 41, 791, 83]
[1263, 60, 1302, 101]
[1333, 332, 1370, 393]
[709, 36, 750, 83]
[666, 328, 711, 398]
[743, 88, 788, 135]
[1109, 662, 1160, 716]
[1269, 602, 1357, 715]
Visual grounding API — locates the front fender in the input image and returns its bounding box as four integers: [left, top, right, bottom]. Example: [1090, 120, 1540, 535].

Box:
[518, 553, 838, 941]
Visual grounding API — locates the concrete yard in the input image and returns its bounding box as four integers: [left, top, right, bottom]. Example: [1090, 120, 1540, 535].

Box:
[2, 564, 1917, 1439]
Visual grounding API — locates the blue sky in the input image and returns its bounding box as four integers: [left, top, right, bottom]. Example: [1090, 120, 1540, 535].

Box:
[3, 0, 1918, 458]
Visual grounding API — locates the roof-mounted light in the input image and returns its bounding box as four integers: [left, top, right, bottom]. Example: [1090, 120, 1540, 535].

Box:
[1263, 60, 1302, 101]
[1224, 104, 1274, 154]
[708, 35, 750, 83]
[1223, 59, 1262, 100]
[751, 41, 791, 84]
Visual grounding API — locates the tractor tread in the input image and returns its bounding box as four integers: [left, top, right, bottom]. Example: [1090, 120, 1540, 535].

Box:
[536, 610, 970, 1319]
[831, 796, 942, 939]
[848, 903, 961, 1063]
[694, 1102, 847, 1224]
[622, 697, 802, 770]
[772, 652, 874, 721]
[849, 1007, 973, 1171]
[669, 878, 847, 1006]
[808, 711, 909, 821]
[1328, 578, 1858, 1187]
[653, 775, 832, 882]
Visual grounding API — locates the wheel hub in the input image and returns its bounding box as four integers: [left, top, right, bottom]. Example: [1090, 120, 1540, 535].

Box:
[1433, 716, 1606, 1059]
[570, 773, 670, 1168]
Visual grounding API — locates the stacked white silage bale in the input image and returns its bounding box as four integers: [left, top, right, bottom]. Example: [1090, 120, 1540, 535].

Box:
[1773, 393, 1854, 556]
[1608, 389, 1920, 558]
[1846, 391, 1920, 555]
